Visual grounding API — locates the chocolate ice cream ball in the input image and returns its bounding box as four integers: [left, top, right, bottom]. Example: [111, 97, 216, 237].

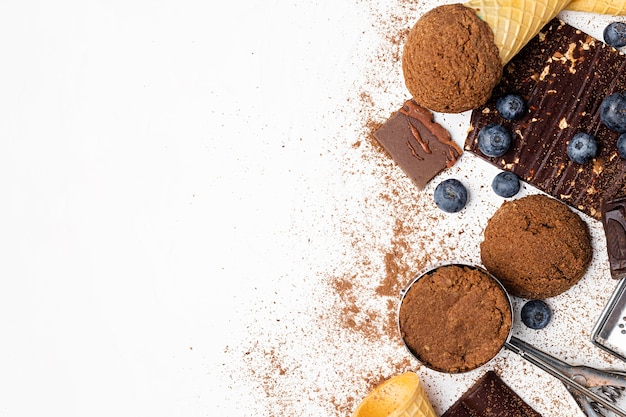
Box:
[402, 4, 502, 113]
[399, 264, 512, 373]
[480, 194, 592, 299]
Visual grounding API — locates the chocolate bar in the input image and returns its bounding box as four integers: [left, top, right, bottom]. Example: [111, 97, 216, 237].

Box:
[603, 196, 626, 279]
[442, 371, 542, 417]
[465, 19, 626, 219]
[374, 100, 462, 189]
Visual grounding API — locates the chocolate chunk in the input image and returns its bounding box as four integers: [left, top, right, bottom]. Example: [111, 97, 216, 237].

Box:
[603, 196, 626, 279]
[442, 371, 542, 417]
[374, 100, 462, 189]
[465, 19, 626, 219]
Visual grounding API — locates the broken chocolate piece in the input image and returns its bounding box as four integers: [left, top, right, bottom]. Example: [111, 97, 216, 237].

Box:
[603, 196, 626, 279]
[465, 19, 626, 219]
[374, 100, 461, 189]
[442, 371, 542, 417]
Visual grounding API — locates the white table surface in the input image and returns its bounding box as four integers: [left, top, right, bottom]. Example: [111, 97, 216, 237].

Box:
[1, 1, 625, 416]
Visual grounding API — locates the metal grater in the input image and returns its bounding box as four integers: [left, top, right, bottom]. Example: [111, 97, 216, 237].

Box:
[592, 278, 626, 362]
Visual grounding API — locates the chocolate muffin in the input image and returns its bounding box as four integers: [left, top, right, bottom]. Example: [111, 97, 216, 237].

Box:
[481, 194, 592, 299]
[399, 264, 512, 373]
[402, 4, 502, 113]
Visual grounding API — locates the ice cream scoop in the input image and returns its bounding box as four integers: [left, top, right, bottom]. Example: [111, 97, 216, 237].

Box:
[402, 4, 503, 114]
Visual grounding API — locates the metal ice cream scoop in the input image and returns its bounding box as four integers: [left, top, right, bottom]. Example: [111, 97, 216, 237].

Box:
[506, 336, 626, 417]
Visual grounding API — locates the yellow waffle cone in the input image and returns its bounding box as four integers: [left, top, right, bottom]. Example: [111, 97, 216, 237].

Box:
[352, 372, 438, 417]
[464, 0, 571, 64]
[566, 0, 626, 15]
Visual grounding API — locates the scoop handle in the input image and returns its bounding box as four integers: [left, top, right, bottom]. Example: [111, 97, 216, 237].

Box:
[505, 337, 626, 417]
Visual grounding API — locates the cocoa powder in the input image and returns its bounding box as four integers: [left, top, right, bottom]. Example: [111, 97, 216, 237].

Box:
[234, 1, 438, 416]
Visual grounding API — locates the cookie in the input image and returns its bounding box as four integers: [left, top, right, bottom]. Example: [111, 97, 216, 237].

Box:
[480, 194, 592, 299]
[402, 4, 502, 113]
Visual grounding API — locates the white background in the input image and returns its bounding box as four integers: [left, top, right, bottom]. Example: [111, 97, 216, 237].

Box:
[0, 1, 624, 416]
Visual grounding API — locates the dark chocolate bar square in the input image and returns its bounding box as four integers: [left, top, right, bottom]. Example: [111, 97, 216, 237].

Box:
[442, 371, 542, 417]
[465, 19, 626, 219]
[374, 100, 462, 189]
[603, 196, 626, 279]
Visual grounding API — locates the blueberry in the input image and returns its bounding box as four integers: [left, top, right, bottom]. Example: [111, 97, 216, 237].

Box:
[600, 92, 626, 133]
[433, 179, 468, 213]
[521, 300, 551, 330]
[477, 124, 512, 157]
[618, 133, 626, 159]
[496, 94, 526, 120]
[492, 172, 520, 198]
[567, 132, 598, 164]
[604, 22, 626, 48]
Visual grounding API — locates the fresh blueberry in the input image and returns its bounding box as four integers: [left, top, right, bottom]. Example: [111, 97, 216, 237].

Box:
[521, 300, 551, 330]
[492, 171, 520, 198]
[433, 179, 468, 213]
[496, 94, 526, 120]
[604, 22, 626, 48]
[600, 92, 626, 133]
[618, 133, 626, 159]
[477, 124, 512, 157]
[567, 132, 598, 164]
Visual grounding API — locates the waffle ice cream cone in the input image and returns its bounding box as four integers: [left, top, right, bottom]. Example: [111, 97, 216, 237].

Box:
[464, 0, 571, 64]
[352, 372, 438, 417]
[566, 0, 626, 15]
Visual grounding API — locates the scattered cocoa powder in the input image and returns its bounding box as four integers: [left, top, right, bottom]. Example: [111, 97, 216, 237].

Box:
[232, 1, 447, 416]
[228, 3, 622, 416]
